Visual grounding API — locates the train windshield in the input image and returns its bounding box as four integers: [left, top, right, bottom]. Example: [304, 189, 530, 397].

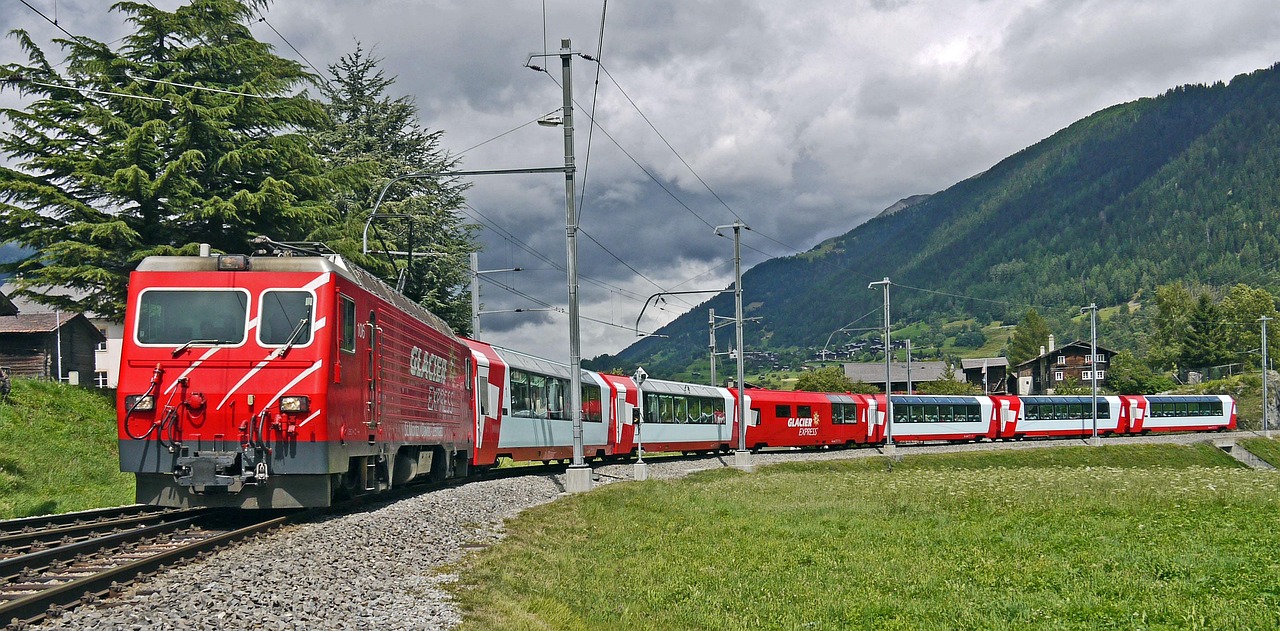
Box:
[260, 290, 314, 346]
[136, 289, 249, 344]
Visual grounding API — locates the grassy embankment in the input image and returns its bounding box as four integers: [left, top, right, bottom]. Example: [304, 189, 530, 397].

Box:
[1239, 436, 1280, 467]
[0, 379, 133, 518]
[454, 444, 1280, 630]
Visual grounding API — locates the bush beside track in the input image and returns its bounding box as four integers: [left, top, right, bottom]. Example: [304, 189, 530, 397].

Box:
[0, 379, 133, 518]
[453, 444, 1280, 630]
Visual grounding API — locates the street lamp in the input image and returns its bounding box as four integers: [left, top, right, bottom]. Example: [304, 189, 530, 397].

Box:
[715, 220, 753, 472]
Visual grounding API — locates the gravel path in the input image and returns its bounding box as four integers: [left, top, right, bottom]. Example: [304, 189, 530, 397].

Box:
[33, 430, 1266, 630]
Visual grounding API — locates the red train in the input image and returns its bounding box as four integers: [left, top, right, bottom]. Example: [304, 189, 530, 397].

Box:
[116, 250, 1238, 508]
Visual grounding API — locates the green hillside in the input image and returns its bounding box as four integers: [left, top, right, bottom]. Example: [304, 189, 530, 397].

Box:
[592, 63, 1280, 376]
[0, 379, 133, 518]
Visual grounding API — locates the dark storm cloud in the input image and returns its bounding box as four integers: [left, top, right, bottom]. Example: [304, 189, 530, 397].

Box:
[6, 0, 1280, 359]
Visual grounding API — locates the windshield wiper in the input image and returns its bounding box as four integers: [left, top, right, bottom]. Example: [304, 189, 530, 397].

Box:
[272, 318, 310, 359]
[172, 339, 221, 357]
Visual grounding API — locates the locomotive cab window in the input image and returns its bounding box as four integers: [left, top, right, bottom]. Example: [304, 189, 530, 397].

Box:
[339, 295, 356, 353]
[136, 289, 249, 345]
[260, 290, 314, 346]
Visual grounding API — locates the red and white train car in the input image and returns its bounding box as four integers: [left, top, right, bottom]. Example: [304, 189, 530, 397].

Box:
[117, 252, 475, 508]
[465, 340, 613, 465]
[633, 378, 737, 454]
[1119, 394, 1237, 433]
[736, 389, 876, 449]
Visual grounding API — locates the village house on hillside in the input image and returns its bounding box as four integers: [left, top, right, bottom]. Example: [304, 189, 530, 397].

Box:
[1014, 335, 1114, 395]
[960, 357, 1010, 394]
[0, 283, 118, 387]
[843, 361, 950, 393]
[0, 311, 105, 383]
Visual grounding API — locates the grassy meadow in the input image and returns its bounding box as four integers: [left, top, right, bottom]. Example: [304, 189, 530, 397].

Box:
[0, 379, 133, 518]
[454, 444, 1280, 630]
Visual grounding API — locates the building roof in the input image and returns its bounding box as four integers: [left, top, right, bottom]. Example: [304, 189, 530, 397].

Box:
[960, 357, 1008, 370]
[844, 361, 951, 383]
[1014, 340, 1115, 370]
[0, 312, 105, 340]
[0, 282, 98, 318]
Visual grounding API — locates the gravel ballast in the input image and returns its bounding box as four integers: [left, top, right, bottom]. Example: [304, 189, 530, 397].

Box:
[32, 430, 1261, 630]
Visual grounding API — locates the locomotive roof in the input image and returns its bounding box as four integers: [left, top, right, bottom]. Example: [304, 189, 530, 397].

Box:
[136, 254, 459, 341]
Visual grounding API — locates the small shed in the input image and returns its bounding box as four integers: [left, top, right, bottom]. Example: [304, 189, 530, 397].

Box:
[843, 361, 950, 393]
[0, 312, 105, 382]
[960, 357, 1009, 394]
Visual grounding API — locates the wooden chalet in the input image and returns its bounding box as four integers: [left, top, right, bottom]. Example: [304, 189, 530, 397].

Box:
[0, 311, 105, 382]
[1013, 339, 1114, 395]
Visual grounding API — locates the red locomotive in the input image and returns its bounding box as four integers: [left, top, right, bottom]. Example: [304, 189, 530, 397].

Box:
[118, 250, 475, 508]
[116, 249, 1238, 509]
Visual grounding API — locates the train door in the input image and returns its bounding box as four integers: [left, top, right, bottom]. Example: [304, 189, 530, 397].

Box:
[475, 363, 490, 450]
[365, 311, 381, 437]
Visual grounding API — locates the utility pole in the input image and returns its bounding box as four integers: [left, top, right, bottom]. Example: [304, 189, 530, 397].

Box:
[1262, 315, 1272, 438]
[716, 221, 753, 472]
[869, 278, 893, 453]
[906, 338, 912, 395]
[709, 308, 717, 387]
[1082, 303, 1099, 445]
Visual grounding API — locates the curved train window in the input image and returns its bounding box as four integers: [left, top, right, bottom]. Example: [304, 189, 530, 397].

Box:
[136, 289, 249, 345]
[260, 290, 314, 346]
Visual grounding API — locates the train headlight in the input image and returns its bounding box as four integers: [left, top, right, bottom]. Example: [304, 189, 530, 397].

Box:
[126, 394, 156, 412]
[216, 254, 250, 271]
[279, 396, 310, 414]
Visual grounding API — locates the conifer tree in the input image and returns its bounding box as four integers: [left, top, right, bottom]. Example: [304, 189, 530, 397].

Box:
[309, 45, 477, 334]
[0, 0, 332, 319]
[1007, 309, 1051, 366]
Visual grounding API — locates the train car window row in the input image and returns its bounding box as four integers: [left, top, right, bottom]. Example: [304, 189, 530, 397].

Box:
[1024, 402, 1111, 421]
[136, 289, 249, 345]
[644, 392, 727, 424]
[1149, 401, 1222, 417]
[892, 403, 982, 424]
[509, 368, 603, 422]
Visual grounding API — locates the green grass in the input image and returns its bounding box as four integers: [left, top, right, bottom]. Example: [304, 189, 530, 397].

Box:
[453, 444, 1280, 630]
[0, 379, 133, 518]
[1239, 437, 1280, 468]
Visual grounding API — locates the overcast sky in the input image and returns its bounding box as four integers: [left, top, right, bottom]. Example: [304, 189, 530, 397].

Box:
[6, 1, 1280, 362]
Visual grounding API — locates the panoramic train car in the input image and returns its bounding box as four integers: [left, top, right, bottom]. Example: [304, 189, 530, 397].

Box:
[736, 389, 874, 449]
[634, 378, 737, 454]
[1121, 394, 1237, 433]
[1004, 395, 1124, 438]
[117, 251, 475, 508]
[876, 394, 1002, 443]
[464, 340, 612, 465]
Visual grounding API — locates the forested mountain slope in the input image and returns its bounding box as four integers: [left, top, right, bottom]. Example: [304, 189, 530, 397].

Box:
[592, 63, 1280, 376]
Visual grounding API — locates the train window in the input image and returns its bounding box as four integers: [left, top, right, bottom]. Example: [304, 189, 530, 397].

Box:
[968, 405, 982, 423]
[798, 405, 812, 418]
[136, 289, 249, 345]
[339, 296, 356, 353]
[776, 405, 791, 418]
[261, 290, 314, 346]
[910, 406, 926, 424]
[924, 404, 940, 423]
[579, 383, 602, 422]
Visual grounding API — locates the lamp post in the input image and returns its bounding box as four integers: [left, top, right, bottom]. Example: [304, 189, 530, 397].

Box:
[869, 278, 893, 454]
[1082, 303, 1099, 445]
[716, 221, 753, 472]
[633, 366, 648, 481]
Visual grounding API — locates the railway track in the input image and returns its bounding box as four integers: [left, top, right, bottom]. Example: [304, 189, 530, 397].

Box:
[0, 505, 299, 629]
